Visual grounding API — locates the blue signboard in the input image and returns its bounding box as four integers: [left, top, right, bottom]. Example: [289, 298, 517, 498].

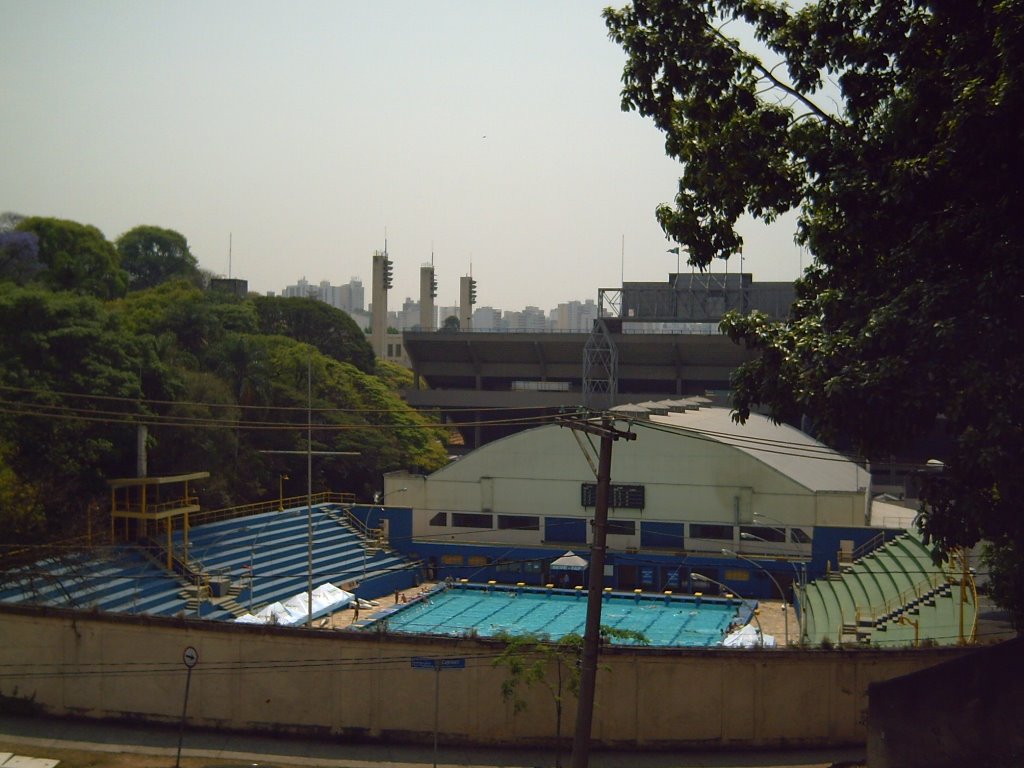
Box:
[411, 657, 465, 670]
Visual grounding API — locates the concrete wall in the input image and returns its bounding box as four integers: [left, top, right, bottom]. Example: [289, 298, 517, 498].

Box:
[0, 605, 970, 749]
[868, 636, 1024, 767]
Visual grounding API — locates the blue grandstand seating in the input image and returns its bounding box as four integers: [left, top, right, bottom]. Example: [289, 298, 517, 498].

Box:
[0, 504, 419, 622]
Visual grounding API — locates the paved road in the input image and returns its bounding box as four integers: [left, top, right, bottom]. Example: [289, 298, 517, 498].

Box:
[0, 714, 864, 768]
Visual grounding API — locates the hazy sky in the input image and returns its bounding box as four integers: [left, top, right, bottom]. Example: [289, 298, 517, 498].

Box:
[1, 1, 804, 311]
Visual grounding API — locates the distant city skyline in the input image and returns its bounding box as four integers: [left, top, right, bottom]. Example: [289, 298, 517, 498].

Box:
[279, 273, 601, 333]
[1, 2, 805, 310]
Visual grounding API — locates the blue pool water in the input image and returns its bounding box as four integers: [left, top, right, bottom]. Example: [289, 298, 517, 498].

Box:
[362, 584, 752, 647]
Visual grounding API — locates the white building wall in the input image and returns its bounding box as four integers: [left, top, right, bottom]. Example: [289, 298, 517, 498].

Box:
[388, 409, 868, 552]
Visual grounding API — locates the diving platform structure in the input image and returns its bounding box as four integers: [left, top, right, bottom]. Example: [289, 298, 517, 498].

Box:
[108, 471, 209, 570]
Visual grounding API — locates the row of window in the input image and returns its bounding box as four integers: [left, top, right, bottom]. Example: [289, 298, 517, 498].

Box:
[429, 512, 541, 530]
[424, 512, 810, 547]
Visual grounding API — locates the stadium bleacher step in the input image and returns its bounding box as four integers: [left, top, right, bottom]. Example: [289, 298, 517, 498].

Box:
[215, 597, 248, 618]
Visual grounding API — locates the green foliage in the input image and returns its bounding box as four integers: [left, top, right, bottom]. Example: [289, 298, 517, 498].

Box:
[115, 225, 201, 290]
[982, 541, 1024, 631]
[493, 631, 581, 766]
[374, 359, 414, 390]
[145, 370, 241, 509]
[0, 285, 151, 530]
[493, 626, 647, 767]
[253, 295, 374, 373]
[16, 217, 127, 299]
[607, 0, 1024, 622]
[0, 216, 450, 539]
[0, 438, 47, 542]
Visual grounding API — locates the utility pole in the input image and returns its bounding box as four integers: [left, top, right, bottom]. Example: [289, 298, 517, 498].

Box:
[560, 414, 635, 768]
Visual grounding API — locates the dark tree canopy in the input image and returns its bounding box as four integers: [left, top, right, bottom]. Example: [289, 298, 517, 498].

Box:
[0, 216, 449, 534]
[16, 217, 127, 299]
[115, 225, 201, 290]
[0, 285, 150, 535]
[0, 231, 43, 284]
[606, 1, 1024, 620]
[253, 295, 375, 373]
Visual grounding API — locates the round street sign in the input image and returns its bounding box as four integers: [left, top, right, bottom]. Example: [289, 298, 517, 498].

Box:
[182, 646, 199, 668]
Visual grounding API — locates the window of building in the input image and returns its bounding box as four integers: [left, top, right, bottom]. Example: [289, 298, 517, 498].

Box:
[723, 568, 751, 581]
[545, 517, 587, 544]
[790, 528, 812, 544]
[441, 554, 464, 566]
[498, 515, 540, 531]
[606, 519, 636, 536]
[451, 512, 492, 529]
[740, 525, 786, 543]
[467, 555, 490, 567]
[641, 522, 684, 549]
[689, 523, 734, 540]
[429, 512, 448, 527]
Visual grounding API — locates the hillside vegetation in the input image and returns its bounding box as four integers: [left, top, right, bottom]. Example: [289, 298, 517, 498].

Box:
[0, 216, 448, 544]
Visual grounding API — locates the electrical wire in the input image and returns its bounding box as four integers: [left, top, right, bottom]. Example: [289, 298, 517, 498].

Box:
[0, 383, 950, 470]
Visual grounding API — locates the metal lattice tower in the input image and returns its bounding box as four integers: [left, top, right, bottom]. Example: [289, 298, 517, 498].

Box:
[582, 318, 618, 410]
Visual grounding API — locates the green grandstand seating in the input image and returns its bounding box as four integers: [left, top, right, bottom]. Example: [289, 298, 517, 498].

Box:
[802, 529, 975, 646]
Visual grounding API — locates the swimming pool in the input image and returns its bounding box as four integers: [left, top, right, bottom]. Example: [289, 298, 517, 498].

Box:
[361, 583, 754, 647]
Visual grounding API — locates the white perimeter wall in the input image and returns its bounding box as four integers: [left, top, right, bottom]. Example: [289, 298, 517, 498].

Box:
[0, 606, 967, 748]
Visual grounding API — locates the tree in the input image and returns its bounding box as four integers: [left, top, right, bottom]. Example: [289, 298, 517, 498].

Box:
[493, 627, 647, 767]
[0, 285, 149, 531]
[253, 295, 375, 373]
[0, 212, 25, 232]
[115, 225, 201, 290]
[0, 231, 43, 284]
[16, 217, 127, 299]
[605, 2, 1024, 621]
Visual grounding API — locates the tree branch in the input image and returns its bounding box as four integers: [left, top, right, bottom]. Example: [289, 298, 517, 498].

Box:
[707, 19, 842, 128]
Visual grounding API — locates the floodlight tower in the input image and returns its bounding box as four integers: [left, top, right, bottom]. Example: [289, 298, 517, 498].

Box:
[459, 274, 477, 331]
[371, 247, 393, 357]
[420, 260, 437, 331]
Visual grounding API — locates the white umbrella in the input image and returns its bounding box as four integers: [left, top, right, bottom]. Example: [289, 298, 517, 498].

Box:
[550, 551, 589, 571]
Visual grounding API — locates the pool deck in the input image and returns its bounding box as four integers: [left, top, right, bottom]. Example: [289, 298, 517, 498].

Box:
[324, 583, 797, 646]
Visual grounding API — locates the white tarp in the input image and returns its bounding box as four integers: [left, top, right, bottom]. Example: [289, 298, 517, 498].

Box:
[722, 623, 777, 648]
[234, 582, 354, 626]
[550, 550, 589, 571]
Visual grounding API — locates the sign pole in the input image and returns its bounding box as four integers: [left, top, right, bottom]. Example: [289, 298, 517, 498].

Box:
[410, 657, 465, 768]
[176, 646, 198, 768]
[433, 660, 441, 768]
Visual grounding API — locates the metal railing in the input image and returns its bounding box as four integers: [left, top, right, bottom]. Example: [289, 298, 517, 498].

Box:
[110, 495, 200, 516]
[187, 491, 357, 528]
[847, 531, 888, 564]
[855, 568, 953, 626]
